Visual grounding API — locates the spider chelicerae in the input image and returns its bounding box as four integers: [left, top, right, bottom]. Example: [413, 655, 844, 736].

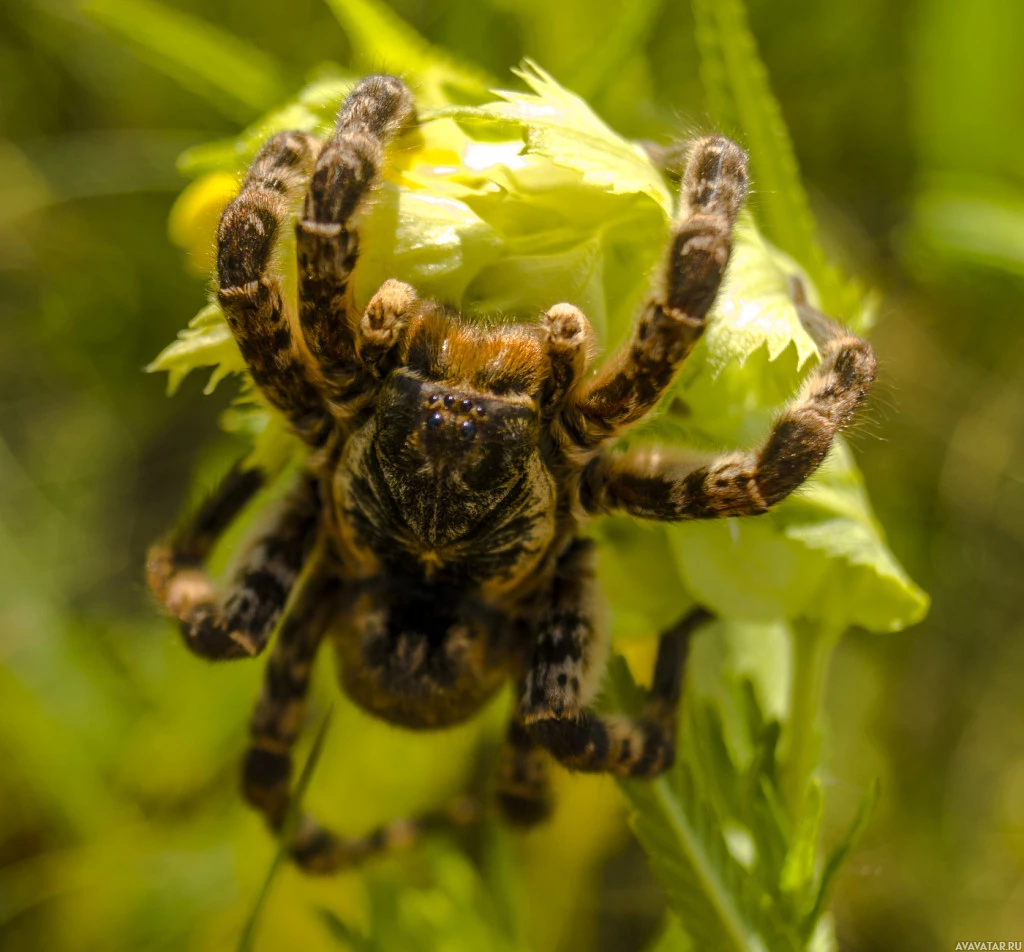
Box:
[147, 74, 876, 874]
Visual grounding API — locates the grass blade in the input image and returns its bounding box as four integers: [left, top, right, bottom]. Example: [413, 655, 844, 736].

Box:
[693, 0, 862, 323]
[322, 0, 493, 105]
[82, 0, 284, 120]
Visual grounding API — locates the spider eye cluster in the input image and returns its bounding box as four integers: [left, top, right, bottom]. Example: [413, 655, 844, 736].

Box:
[424, 391, 488, 441]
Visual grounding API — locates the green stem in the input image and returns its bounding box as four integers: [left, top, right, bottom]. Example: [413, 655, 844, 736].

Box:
[782, 621, 840, 823]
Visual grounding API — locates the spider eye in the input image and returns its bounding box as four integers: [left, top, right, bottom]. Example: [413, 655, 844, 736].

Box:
[427, 411, 444, 429]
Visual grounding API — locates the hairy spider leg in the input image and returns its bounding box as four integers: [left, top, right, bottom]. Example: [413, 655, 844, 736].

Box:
[243, 573, 338, 829]
[290, 795, 480, 875]
[356, 278, 420, 378]
[581, 300, 876, 520]
[216, 132, 334, 447]
[296, 75, 417, 414]
[495, 715, 553, 825]
[558, 136, 749, 451]
[519, 538, 609, 725]
[527, 607, 710, 777]
[146, 469, 319, 660]
[539, 302, 595, 418]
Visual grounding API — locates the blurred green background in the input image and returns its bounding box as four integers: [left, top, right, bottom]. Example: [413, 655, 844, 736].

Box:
[1, 0, 1022, 949]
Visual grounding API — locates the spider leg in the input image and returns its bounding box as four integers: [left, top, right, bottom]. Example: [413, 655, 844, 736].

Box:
[297, 75, 417, 411]
[561, 137, 748, 450]
[581, 303, 877, 520]
[528, 608, 709, 777]
[288, 795, 479, 876]
[519, 537, 701, 777]
[217, 132, 334, 447]
[355, 278, 418, 378]
[520, 538, 608, 725]
[539, 303, 594, 417]
[243, 573, 338, 829]
[146, 470, 319, 660]
[495, 714, 552, 826]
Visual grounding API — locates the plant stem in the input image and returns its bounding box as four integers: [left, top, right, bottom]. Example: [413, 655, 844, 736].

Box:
[782, 621, 840, 823]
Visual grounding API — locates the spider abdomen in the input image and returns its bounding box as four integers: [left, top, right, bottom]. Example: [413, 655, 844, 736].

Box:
[332, 574, 517, 728]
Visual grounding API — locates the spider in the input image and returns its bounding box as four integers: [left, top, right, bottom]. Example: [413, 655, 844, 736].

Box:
[147, 75, 876, 874]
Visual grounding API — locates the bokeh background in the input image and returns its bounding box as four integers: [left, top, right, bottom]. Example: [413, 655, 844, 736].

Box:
[1, 0, 1022, 949]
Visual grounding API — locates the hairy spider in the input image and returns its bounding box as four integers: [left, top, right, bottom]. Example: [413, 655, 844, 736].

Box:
[147, 75, 876, 874]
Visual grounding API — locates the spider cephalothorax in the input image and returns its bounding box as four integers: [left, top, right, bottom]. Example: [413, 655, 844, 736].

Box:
[147, 75, 876, 873]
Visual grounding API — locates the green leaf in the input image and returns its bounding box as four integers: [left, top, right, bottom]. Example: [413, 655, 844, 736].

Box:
[780, 780, 823, 896]
[658, 440, 929, 633]
[81, 0, 283, 120]
[704, 216, 819, 377]
[353, 174, 505, 308]
[686, 619, 792, 755]
[692, 0, 863, 327]
[645, 916, 695, 952]
[445, 60, 673, 213]
[803, 781, 878, 937]
[668, 513, 827, 623]
[780, 623, 838, 824]
[776, 441, 931, 632]
[604, 637, 861, 952]
[317, 839, 528, 952]
[221, 400, 303, 478]
[146, 302, 243, 396]
[625, 767, 783, 952]
[595, 521, 697, 643]
[606, 658, 804, 952]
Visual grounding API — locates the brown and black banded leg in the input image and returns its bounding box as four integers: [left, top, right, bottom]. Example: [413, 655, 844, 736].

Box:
[528, 608, 709, 778]
[217, 132, 332, 447]
[288, 795, 479, 876]
[496, 715, 553, 826]
[581, 302, 877, 520]
[243, 574, 338, 829]
[356, 279, 419, 378]
[520, 538, 608, 726]
[146, 471, 319, 660]
[539, 303, 594, 417]
[561, 137, 749, 450]
[296, 75, 417, 409]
